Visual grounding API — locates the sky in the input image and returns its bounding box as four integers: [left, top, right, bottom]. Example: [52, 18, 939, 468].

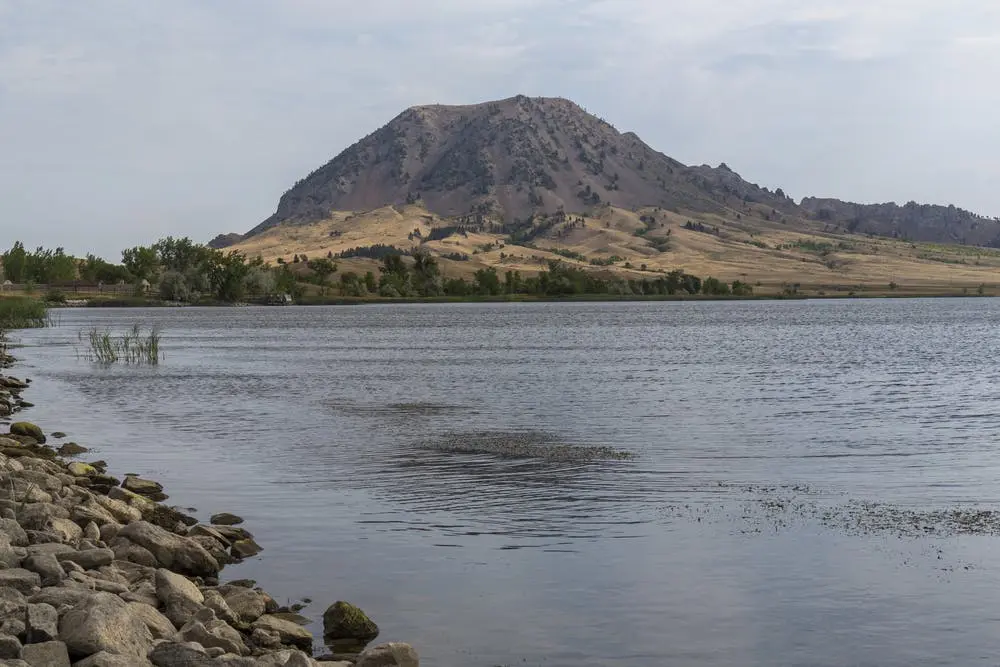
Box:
[1, 0, 999, 258]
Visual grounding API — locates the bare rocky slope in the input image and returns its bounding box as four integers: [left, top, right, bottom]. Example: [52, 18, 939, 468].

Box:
[217, 95, 998, 249]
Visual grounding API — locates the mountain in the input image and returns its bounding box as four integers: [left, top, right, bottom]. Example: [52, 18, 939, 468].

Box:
[245, 95, 794, 237]
[221, 94, 999, 252]
[800, 198, 1000, 246]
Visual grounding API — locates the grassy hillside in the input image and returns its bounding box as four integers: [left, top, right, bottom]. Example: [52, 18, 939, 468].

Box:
[228, 202, 1000, 297]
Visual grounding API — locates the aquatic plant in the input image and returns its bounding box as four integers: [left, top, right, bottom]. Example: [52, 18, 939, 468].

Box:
[81, 323, 162, 365]
[0, 297, 48, 329]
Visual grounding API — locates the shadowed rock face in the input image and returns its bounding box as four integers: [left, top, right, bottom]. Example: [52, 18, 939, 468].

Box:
[246, 95, 793, 236]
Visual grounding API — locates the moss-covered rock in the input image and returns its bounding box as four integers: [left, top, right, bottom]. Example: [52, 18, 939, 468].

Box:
[323, 601, 379, 643]
[56, 442, 89, 457]
[66, 462, 97, 477]
[9, 422, 44, 443]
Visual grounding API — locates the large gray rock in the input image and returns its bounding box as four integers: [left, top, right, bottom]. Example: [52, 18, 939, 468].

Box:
[202, 590, 239, 627]
[188, 525, 230, 546]
[147, 641, 215, 667]
[117, 522, 218, 578]
[25, 603, 58, 643]
[27, 587, 89, 609]
[48, 518, 83, 545]
[217, 650, 321, 666]
[121, 476, 164, 499]
[0, 519, 28, 546]
[15, 470, 62, 495]
[58, 591, 153, 659]
[209, 513, 243, 526]
[0, 534, 23, 569]
[24, 543, 74, 558]
[22, 552, 64, 587]
[155, 568, 203, 605]
[0, 634, 21, 660]
[177, 612, 249, 656]
[94, 496, 141, 524]
[126, 602, 176, 640]
[15, 504, 67, 532]
[222, 589, 266, 625]
[0, 568, 40, 594]
[71, 502, 118, 528]
[56, 548, 114, 570]
[251, 616, 313, 651]
[73, 650, 152, 667]
[162, 593, 204, 629]
[355, 642, 420, 667]
[322, 601, 379, 643]
[110, 539, 159, 568]
[0, 589, 25, 618]
[21, 640, 70, 667]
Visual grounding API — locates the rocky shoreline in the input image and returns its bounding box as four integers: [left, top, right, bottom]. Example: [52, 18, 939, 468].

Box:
[0, 348, 418, 666]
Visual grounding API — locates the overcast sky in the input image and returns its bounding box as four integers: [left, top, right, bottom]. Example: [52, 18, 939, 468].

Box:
[2, 0, 998, 258]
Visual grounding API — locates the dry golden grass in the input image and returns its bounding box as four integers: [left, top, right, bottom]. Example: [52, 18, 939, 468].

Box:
[228, 203, 1000, 296]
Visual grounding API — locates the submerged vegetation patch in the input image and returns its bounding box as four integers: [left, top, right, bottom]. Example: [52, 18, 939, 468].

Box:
[666, 482, 1000, 539]
[422, 430, 635, 462]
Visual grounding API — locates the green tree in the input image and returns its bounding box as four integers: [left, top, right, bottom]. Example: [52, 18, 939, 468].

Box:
[122, 246, 159, 282]
[411, 250, 441, 296]
[1, 242, 27, 282]
[473, 267, 501, 295]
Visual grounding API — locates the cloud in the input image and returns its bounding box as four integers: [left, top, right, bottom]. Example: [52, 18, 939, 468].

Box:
[0, 0, 998, 256]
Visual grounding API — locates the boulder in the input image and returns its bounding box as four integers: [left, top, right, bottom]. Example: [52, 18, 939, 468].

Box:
[27, 587, 90, 609]
[25, 603, 58, 643]
[22, 552, 65, 587]
[21, 640, 70, 667]
[121, 476, 165, 500]
[83, 521, 101, 542]
[110, 538, 159, 568]
[188, 524, 231, 546]
[66, 462, 96, 477]
[0, 568, 40, 594]
[15, 470, 61, 495]
[73, 650, 152, 667]
[71, 502, 118, 528]
[222, 589, 266, 625]
[155, 568, 203, 606]
[251, 615, 313, 651]
[177, 613, 249, 656]
[355, 642, 420, 667]
[94, 496, 141, 524]
[16, 504, 69, 532]
[126, 602, 176, 640]
[147, 641, 215, 667]
[56, 442, 89, 457]
[9, 423, 44, 444]
[58, 591, 153, 659]
[0, 635, 21, 660]
[48, 518, 83, 545]
[0, 519, 28, 546]
[322, 601, 379, 643]
[230, 539, 262, 560]
[202, 590, 240, 627]
[209, 513, 244, 526]
[162, 594, 205, 629]
[117, 522, 219, 578]
[56, 548, 114, 570]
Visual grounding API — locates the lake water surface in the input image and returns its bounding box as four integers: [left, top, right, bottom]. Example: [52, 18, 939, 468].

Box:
[11, 300, 1000, 666]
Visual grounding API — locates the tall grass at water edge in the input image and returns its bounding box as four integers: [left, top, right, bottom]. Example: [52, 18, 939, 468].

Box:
[81, 323, 162, 365]
[0, 297, 48, 329]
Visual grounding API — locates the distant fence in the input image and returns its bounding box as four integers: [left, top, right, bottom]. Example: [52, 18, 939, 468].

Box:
[0, 282, 143, 296]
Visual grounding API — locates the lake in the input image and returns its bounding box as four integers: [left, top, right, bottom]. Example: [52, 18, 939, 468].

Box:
[10, 299, 1000, 666]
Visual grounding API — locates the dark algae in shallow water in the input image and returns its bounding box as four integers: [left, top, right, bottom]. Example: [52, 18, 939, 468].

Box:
[421, 430, 635, 462]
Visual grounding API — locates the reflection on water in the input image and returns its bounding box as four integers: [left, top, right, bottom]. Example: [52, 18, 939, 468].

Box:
[13, 300, 1000, 666]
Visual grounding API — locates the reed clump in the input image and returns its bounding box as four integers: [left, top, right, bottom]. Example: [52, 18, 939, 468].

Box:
[82, 323, 162, 365]
[0, 297, 48, 329]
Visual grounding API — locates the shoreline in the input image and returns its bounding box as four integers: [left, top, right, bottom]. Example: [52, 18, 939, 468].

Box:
[0, 344, 417, 666]
[28, 290, 998, 309]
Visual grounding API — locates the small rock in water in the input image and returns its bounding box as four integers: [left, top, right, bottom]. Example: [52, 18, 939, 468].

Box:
[50, 432, 66, 439]
[323, 601, 380, 643]
[121, 475, 167, 500]
[230, 538, 263, 560]
[209, 512, 244, 526]
[56, 442, 88, 457]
